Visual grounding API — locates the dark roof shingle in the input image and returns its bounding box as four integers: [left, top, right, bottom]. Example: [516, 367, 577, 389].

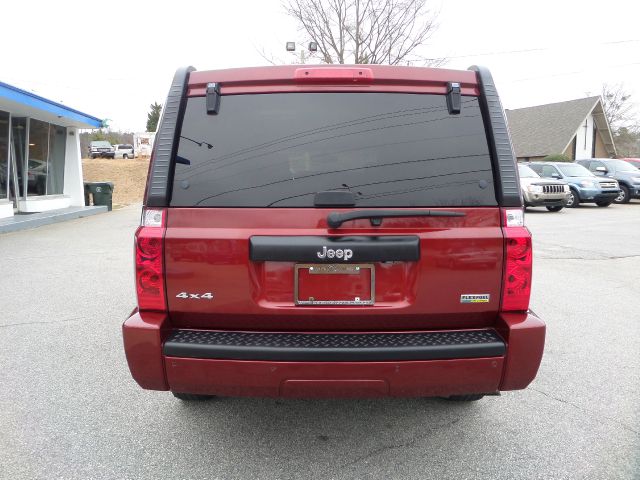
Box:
[506, 97, 600, 158]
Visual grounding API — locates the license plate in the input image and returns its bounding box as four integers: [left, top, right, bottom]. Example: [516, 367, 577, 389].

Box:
[294, 264, 375, 306]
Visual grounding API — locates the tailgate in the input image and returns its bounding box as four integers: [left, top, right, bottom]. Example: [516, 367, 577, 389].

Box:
[164, 207, 503, 331]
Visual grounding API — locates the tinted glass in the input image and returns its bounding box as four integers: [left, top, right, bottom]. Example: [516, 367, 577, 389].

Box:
[171, 93, 496, 207]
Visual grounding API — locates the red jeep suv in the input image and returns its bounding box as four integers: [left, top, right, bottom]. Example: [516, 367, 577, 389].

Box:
[123, 65, 545, 401]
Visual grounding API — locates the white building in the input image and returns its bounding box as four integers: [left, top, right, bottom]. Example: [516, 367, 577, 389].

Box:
[506, 97, 616, 162]
[133, 132, 156, 157]
[0, 81, 103, 219]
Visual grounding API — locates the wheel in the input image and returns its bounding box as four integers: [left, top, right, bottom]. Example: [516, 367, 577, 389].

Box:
[546, 206, 563, 212]
[123, 154, 129, 159]
[172, 392, 215, 401]
[91, 154, 97, 159]
[614, 185, 630, 204]
[595, 200, 612, 207]
[445, 394, 485, 401]
[566, 189, 580, 208]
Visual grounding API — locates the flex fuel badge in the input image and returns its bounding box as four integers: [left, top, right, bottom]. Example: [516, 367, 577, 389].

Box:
[460, 294, 490, 304]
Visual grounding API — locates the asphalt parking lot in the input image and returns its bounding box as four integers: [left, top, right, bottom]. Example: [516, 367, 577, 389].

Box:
[1, 202, 639, 480]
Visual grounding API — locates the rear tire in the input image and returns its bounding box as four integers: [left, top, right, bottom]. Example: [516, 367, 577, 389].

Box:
[445, 394, 485, 401]
[614, 185, 630, 204]
[172, 392, 215, 401]
[566, 189, 580, 208]
[546, 206, 563, 212]
[123, 154, 129, 159]
[595, 200, 612, 207]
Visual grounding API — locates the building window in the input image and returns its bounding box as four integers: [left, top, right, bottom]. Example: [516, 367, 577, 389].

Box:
[0, 110, 9, 200]
[12, 117, 27, 198]
[27, 119, 66, 197]
[28, 119, 49, 196]
[47, 125, 66, 195]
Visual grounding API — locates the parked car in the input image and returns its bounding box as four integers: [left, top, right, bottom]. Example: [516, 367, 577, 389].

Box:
[114, 144, 135, 159]
[621, 158, 640, 169]
[576, 158, 640, 204]
[527, 162, 619, 207]
[517, 163, 569, 211]
[122, 65, 545, 402]
[88, 140, 115, 159]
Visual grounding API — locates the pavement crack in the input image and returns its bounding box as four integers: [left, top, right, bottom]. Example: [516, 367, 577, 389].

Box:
[337, 417, 461, 470]
[0, 317, 84, 328]
[531, 388, 639, 435]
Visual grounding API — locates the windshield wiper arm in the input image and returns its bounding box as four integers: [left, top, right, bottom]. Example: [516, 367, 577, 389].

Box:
[327, 209, 466, 228]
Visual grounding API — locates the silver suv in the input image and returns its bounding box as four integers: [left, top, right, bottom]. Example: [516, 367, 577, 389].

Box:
[518, 163, 570, 212]
[114, 144, 135, 159]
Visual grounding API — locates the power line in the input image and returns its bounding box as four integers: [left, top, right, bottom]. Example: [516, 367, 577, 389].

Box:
[443, 39, 640, 60]
[507, 61, 640, 84]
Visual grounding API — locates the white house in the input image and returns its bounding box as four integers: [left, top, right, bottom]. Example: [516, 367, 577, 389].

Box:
[506, 97, 616, 162]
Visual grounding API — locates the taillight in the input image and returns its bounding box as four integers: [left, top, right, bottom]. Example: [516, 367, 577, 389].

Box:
[135, 208, 166, 311]
[501, 209, 532, 312]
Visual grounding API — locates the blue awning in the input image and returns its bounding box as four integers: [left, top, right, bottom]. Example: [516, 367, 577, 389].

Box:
[0, 80, 103, 128]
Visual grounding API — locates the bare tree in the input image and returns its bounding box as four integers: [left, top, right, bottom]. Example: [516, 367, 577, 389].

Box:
[284, 0, 444, 66]
[601, 83, 633, 133]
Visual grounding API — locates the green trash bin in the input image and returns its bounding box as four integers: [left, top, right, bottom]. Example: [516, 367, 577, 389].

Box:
[86, 182, 114, 211]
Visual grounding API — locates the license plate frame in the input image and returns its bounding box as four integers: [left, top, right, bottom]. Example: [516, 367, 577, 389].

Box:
[294, 263, 375, 306]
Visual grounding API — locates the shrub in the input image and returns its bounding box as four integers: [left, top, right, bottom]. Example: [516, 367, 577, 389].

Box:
[542, 154, 572, 162]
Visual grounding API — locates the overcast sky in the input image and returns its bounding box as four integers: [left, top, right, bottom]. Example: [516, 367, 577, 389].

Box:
[2, 0, 639, 132]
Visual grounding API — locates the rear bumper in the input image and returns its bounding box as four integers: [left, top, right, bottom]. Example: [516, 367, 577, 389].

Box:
[123, 310, 545, 397]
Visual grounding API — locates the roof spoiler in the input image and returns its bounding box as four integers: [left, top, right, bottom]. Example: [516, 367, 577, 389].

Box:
[146, 66, 196, 207]
[469, 65, 522, 207]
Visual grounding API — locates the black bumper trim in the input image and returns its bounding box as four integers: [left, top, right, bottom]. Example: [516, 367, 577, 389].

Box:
[249, 235, 420, 263]
[163, 329, 505, 362]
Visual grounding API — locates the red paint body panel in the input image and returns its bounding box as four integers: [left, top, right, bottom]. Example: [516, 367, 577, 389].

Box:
[164, 208, 504, 331]
[497, 312, 546, 390]
[164, 356, 503, 398]
[187, 65, 479, 96]
[122, 310, 545, 397]
[122, 310, 169, 391]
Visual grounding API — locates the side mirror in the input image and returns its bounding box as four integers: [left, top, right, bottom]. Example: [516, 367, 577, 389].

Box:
[551, 173, 561, 179]
[595, 166, 607, 174]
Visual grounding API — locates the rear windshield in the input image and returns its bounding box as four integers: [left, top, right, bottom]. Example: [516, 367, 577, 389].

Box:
[170, 93, 497, 207]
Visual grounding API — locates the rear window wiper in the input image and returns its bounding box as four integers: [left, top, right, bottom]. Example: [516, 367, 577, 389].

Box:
[327, 209, 465, 228]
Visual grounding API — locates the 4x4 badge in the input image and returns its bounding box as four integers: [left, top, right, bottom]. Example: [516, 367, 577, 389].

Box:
[317, 246, 353, 261]
[176, 292, 214, 300]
